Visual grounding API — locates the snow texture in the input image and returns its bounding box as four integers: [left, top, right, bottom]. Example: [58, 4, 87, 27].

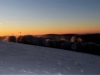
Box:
[0, 41, 100, 75]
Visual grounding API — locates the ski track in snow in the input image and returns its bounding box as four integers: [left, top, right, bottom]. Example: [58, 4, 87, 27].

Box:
[0, 41, 100, 74]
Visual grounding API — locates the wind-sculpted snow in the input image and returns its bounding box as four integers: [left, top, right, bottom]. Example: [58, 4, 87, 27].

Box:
[0, 41, 100, 74]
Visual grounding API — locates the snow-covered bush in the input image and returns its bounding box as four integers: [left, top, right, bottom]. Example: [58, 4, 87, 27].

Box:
[46, 39, 66, 48]
[97, 44, 100, 55]
[87, 42, 100, 55]
[46, 39, 57, 48]
[8, 36, 16, 42]
[47, 39, 84, 50]
[46, 39, 58, 48]
[56, 40, 66, 48]
[77, 43, 84, 52]
[71, 35, 83, 43]
[71, 42, 77, 51]
[61, 40, 72, 50]
[53, 40, 66, 49]
[17, 36, 22, 43]
[71, 35, 77, 42]
[77, 37, 83, 42]
[87, 42, 95, 53]
[79, 42, 100, 55]
[19, 35, 38, 45]
[71, 42, 84, 52]
[80, 43, 87, 52]
[36, 37, 47, 46]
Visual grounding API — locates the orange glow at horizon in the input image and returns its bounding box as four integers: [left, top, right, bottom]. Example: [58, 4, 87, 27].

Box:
[0, 21, 100, 36]
[0, 27, 100, 36]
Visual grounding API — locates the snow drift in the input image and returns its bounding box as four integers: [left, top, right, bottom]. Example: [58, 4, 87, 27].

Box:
[0, 41, 100, 74]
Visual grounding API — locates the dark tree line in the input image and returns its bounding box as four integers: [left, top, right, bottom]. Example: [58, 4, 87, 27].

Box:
[7, 35, 100, 56]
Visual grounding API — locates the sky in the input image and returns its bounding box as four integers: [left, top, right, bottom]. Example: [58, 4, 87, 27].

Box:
[0, 0, 100, 36]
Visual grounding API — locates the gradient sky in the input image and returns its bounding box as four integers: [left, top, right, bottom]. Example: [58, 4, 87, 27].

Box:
[0, 0, 100, 36]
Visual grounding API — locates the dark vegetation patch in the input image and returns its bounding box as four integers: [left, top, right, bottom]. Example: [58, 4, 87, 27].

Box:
[42, 33, 100, 44]
[8, 36, 16, 42]
[3, 33, 100, 56]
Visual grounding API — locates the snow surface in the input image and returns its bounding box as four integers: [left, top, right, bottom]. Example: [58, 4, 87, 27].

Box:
[0, 41, 100, 75]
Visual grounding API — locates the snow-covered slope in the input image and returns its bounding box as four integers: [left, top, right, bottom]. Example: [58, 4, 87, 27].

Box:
[0, 41, 100, 74]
